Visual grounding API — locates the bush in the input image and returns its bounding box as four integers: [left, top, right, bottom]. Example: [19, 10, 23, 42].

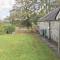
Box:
[0, 23, 15, 35]
[0, 24, 6, 35]
[4, 25, 15, 34]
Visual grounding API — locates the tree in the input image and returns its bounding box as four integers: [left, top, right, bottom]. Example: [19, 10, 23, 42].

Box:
[21, 16, 32, 29]
[9, 0, 59, 28]
[56, 0, 60, 6]
[9, 0, 40, 28]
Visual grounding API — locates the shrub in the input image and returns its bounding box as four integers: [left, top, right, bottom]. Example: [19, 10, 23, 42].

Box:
[0, 24, 6, 34]
[4, 25, 15, 34]
[0, 23, 15, 35]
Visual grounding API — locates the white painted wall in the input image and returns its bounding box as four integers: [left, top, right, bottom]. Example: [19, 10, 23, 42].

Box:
[51, 21, 59, 42]
[37, 22, 49, 38]
[37, 21, 59, 43]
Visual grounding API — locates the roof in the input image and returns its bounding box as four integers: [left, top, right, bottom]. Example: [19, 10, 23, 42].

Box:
[38, 7, 60, 22]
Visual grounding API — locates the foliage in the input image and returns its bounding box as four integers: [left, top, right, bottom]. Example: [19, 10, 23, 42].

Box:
[9, 0, 40, 27]
[0, 24, 6, 34]
[21, 17, 32, 28]
[39, 9, 46, 17]
[0, 23, 15, 34]
[56, 0, 60, 6]
[4, 25, 15, 34]
[7, 0, 59, 28]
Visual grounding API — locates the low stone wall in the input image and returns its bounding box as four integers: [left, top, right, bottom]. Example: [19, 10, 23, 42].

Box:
[13, 27, 37, 34]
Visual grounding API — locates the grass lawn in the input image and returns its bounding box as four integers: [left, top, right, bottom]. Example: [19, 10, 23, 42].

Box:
[0, 33, 59, 60]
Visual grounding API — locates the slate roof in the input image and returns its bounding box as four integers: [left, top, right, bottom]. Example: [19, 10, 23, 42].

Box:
[38, 7, 60, 22]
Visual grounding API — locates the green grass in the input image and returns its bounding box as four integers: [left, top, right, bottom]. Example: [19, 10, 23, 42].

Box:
[0, 33, 59, 60]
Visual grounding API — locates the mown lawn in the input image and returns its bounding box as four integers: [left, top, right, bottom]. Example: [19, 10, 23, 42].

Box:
[0, 33, 59, 60]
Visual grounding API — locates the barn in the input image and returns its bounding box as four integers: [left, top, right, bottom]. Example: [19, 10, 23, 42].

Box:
[37, 7, 60, 53]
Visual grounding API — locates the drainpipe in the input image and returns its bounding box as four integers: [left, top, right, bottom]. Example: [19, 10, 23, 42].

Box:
[49, 21, 51, 40]
[58, 21, 60, 54]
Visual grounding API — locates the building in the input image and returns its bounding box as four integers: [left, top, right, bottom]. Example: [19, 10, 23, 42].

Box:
[37, 7, 60, 53]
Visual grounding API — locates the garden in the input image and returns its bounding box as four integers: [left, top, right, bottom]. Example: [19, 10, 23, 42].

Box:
[0, 33, 59, 60]
[0, 0, 60, 60]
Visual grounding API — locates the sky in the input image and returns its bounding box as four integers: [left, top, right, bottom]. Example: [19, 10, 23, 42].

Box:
[0, 0, 15, 20]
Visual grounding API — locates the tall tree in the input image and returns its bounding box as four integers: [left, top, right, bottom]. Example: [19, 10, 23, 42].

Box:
[9, 0, 59, 28]
[10, 0, 40, 24]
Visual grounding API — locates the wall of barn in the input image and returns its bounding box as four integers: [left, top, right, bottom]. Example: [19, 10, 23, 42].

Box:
[51, 21, 59, 43]
[37, 22, 49, 38]
[37, 21, 59, 43]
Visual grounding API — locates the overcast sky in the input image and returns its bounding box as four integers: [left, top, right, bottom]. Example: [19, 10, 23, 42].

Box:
[0, 0, 15, 20]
